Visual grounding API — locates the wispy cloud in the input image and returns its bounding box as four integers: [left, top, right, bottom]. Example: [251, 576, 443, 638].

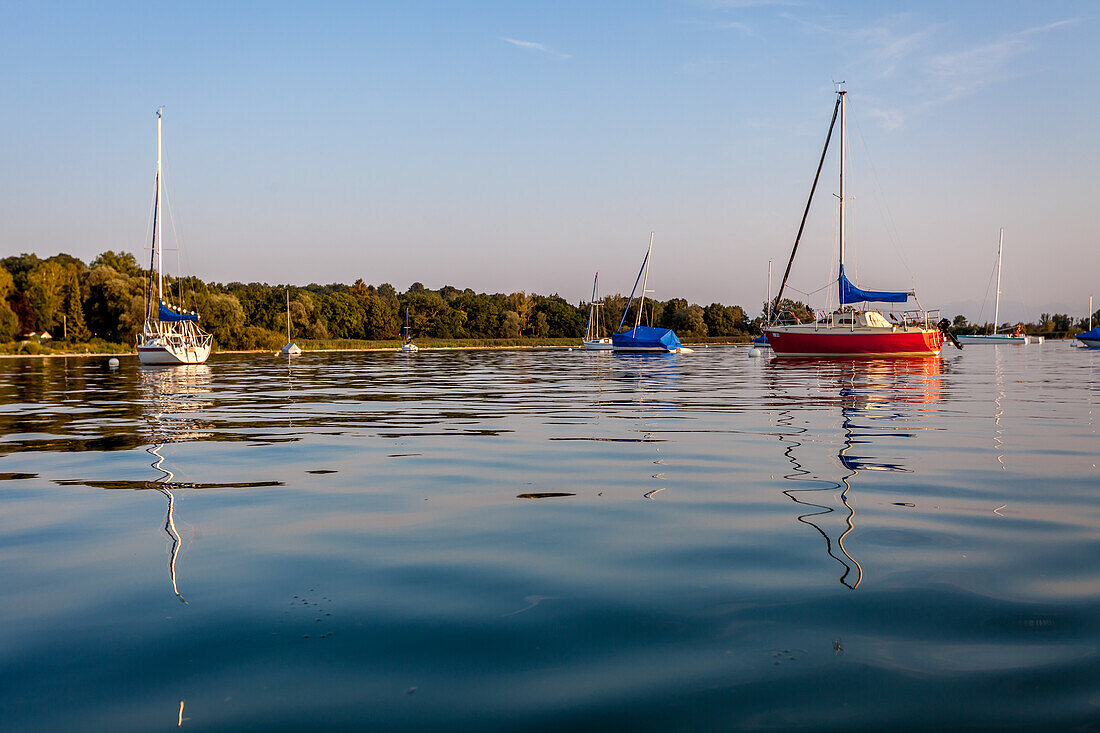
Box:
[778, 12, 1079, 129]
[923, 18, 1080, 107]
[501, 37, 572, 60]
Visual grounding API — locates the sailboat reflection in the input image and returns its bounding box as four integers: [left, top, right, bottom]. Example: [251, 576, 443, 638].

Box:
[140, 364, 214, 603]
[770, 357, 943, 589]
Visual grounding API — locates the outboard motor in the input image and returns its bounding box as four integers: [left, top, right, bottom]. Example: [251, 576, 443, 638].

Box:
[938, 318, 964, 350]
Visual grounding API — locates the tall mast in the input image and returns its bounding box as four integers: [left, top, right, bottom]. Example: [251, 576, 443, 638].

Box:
[156, 107, 164, 304]
[586, 272, 598, 340]
[838, 90, 847, 283]
[993, 227, 1003, 333]
[766, 259, 772, 323]
[635, 232, 654, 332]
[594, 272, 599, 336]
[287, 287, 292, 343]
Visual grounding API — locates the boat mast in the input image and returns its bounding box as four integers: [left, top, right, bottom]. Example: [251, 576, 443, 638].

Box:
[156, 108, 164, 306]
[594, 272, 600, 337]
[635, 232, 654, 332]
[766, 259, 772, 324]
[993, 227, 1003, 333]
[586, 272, 598, 341]
[287, 287, 292, 343]
[838, 89, 846, 303]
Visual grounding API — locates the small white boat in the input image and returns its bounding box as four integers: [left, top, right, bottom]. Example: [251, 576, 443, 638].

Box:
[137, 108, 212, 366]
[281, 287, 301, 355]
[400, 309, 418, 352]
[957, 229, 1041, 345]
[582, 272, 613, 350]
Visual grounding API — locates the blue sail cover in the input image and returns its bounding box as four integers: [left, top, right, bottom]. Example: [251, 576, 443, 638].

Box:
[838, 265, 911, 305]
[158, 300, 199, 323]
[612, 326, 683, 351]
[1077, 327, 1100, 342]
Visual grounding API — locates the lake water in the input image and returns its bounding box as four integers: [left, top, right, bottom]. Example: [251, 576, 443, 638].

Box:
[0, 344, 1097, 731]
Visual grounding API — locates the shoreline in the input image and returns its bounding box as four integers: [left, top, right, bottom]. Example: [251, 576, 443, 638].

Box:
[0, 341, 752, 359]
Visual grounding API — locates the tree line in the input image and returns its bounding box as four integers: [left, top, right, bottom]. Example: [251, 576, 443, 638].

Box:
[2, 251, 1095, 352]
[0, 251, 766, 351]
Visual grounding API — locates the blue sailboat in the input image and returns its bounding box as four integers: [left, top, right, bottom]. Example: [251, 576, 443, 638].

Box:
[1077, 326, 1100, 349]
[611, 233, 688, 353]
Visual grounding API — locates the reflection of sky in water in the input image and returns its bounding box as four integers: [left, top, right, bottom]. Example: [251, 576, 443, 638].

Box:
[0, 345, 1097, 730]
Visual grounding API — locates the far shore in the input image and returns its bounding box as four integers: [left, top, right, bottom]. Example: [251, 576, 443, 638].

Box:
[0, 339, 754, 359]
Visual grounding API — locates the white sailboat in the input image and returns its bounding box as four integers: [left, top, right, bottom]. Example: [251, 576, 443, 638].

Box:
[582, 272, 613, 350]
[957, 228, 1042, 345]
[400, 309, 418, 352]
[281, 287, 301, 355]
[137, 109, 212, 365]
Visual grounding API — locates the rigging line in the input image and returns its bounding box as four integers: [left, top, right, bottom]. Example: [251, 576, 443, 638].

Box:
[850, 99, 915, 287]
[975, 253, 999, 327]
[162, 145, 186, 307]
[773, 95, 841, 321]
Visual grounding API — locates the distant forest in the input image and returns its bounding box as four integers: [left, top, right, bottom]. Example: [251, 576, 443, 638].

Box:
[0, 251, 1096, 353]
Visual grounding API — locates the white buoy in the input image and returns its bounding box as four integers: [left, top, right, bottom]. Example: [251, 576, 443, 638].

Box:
[108, 358, 120, 367]
[748, 348, 762, 358]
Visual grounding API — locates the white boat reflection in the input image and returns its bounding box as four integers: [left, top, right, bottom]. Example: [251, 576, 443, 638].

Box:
[140, 364, 214, 603]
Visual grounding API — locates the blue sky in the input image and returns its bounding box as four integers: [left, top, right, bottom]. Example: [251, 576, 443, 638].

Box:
[1, 1, 1096, 320]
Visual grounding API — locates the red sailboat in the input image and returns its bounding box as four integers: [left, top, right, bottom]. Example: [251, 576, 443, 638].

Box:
[764, 89, 958, 358]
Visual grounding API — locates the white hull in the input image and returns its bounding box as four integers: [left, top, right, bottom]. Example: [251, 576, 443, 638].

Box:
[138, 342, 211, 365]
[1079, 338, 1100, 349]
[956, 334, 1041, 345]
[583, 338, 613, 350]
[281, 343, 302, 355]
[401, 343, 419, 352]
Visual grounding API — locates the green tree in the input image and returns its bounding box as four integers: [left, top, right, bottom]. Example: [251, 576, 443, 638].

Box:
[0, 266, 18, 341]
[191, 292, 245, 347]
[91, 251, 145, 279]
[25, 260, 68, 332]
[500, 311, 522, 338]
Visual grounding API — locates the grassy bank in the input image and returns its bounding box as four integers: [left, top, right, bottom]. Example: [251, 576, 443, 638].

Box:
[0, 339, 134, 356]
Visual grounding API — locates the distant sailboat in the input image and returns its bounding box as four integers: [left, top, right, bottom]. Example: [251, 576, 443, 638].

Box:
[281, 287, 301, 355]
[400, 309, 418, 352]
[136, 108, 213, 365]
[957, 229, 1042, 345]
[582, 272, 613, 350]
[1077, 296, 1099, 348]
[611, 233, 690, 353]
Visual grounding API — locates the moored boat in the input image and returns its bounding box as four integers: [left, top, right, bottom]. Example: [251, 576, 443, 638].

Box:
[956, 228, 1042, 345]
[137, 109, 212, 366]
[400, 309, 418, 352]
[582, 272, 613, 350]
[764, 88, 952, 358]
[281, 287, 302, 355]
[1077, 326, 1100, 349]
[611, 234, 689, 353]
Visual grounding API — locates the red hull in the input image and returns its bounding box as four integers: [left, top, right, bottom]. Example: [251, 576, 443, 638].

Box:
[764, 328, 943, 357]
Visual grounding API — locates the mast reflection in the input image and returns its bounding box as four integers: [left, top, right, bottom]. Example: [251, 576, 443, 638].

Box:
[139, 364, 214, 603]
[769, 357, 943, 589]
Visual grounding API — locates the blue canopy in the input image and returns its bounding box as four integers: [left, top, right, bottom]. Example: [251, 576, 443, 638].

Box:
[612, 326, 682, 352]
[158, 300, 199, 323]
[838, 265, 911, 305]
[1077, 327, 1100, 341]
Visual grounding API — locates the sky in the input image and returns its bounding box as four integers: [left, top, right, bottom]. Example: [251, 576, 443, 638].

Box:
[1, 0, 1096, 321]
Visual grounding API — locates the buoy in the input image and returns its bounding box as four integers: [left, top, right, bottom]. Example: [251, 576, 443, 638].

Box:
[748, 348, 762, 358]
[108, 358, 120, 367]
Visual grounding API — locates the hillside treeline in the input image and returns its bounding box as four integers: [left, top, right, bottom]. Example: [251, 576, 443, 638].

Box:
[4, 251, 1095, 353]
[0, 251, 764, 351]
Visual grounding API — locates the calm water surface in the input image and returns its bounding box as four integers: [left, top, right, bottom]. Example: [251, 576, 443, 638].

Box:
[0, 345, 1097, 731]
